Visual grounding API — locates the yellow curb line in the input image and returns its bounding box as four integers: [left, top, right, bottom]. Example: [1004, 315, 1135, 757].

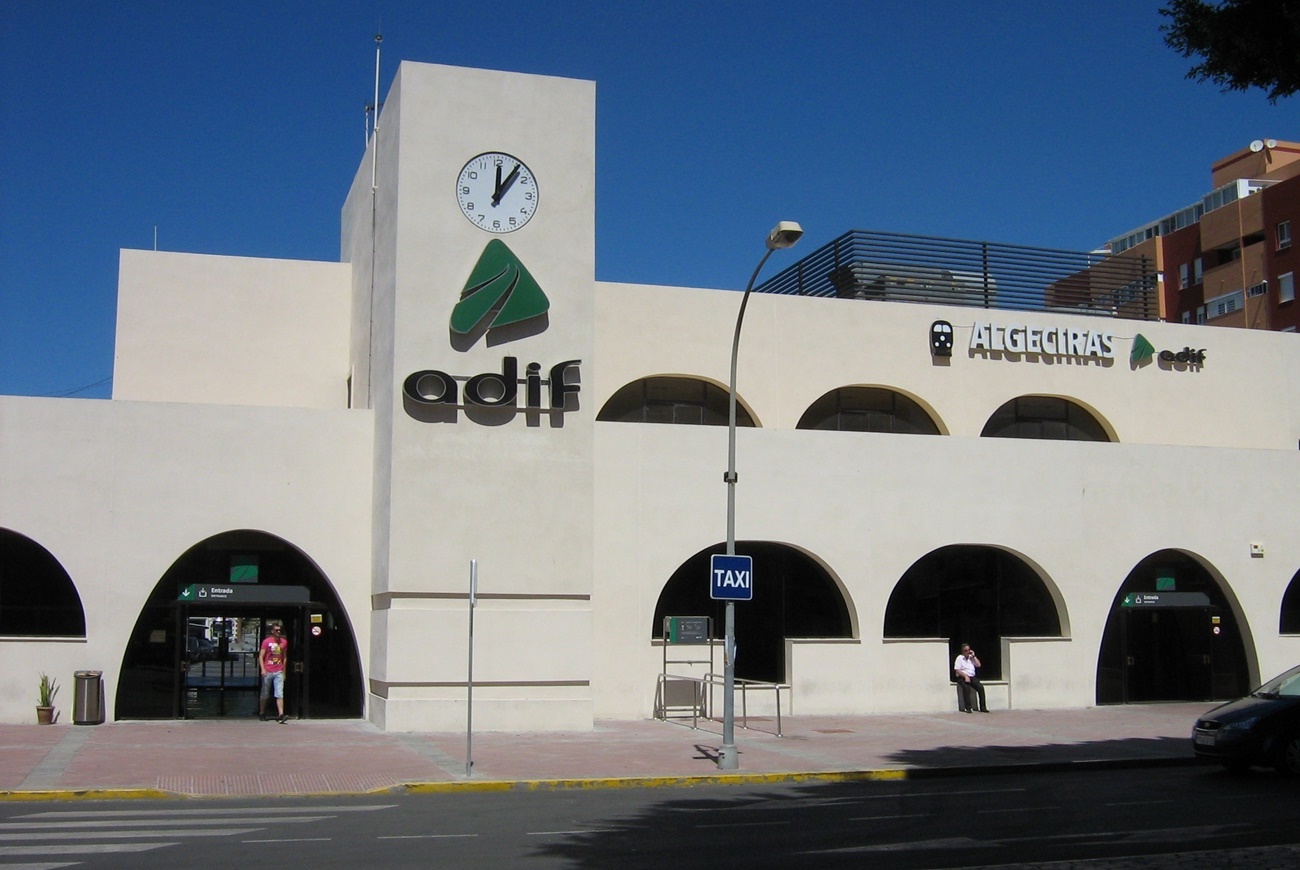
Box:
[0, 788, 176, 802]
[399, 768, 909, 794]
[0, 770, 911, 802]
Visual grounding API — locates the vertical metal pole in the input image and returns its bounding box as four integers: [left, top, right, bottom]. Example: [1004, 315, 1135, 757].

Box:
[720, 248, 775, 771]
[466, 559, 477, 777]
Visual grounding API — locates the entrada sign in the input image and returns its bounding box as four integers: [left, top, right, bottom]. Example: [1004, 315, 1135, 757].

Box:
[403, 356, 580, 411]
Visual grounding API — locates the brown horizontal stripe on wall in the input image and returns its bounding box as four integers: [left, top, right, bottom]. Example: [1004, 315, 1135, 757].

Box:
[372, 592, 591, 609]
[369, 679, 590, 698]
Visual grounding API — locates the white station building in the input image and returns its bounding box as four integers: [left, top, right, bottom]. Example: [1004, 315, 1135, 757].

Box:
[2, 62, 1298, 729]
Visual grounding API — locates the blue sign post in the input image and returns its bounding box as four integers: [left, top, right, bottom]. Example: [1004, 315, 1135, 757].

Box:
[710, 554, 753, 601]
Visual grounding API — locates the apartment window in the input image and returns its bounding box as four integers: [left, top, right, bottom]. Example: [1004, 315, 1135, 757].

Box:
[1194, 257, 1204, 283]
[1179, 263, 1189, 289]
[1279, 220, 1292, 250]
[1181, 311, 1191, 323]
[1281, 272, 1295, 304]
[1205, 290, 1244, 318]
[1196, 306, 1207, 324]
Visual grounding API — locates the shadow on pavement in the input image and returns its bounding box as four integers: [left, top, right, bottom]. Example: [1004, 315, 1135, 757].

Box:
[880, 734, 1194, 770]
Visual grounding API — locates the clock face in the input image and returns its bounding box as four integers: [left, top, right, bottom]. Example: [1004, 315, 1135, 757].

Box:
[456, 152, 539, 233]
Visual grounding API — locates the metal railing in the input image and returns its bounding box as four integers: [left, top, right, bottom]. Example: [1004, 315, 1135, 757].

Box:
[755, 230, 1159, 321]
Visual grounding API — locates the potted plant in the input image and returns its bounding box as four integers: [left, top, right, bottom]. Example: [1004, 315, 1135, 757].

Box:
[36, 673, 58, 724]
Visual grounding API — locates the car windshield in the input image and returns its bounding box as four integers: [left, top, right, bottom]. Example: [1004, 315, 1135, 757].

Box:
[1254, 664, 1300, 697]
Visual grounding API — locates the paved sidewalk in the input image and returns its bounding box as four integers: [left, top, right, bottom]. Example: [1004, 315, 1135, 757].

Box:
[0, 703, 1211, 800]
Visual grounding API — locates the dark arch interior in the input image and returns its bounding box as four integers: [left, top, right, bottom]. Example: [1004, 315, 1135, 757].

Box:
[883, 545, 1062, 681]
[0, 528, 85, 636]
[1096, 550, 1249, 704]
[653, 542, 852, 683]
[797, 386, 940, 434]
[597, 376, 754, 426]
[115, 530, 363, 719]
[1281, 569, 1300, 634]
[981, 395, 1110, 441]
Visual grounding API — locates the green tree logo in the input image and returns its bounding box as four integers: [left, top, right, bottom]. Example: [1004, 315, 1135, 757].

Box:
[450, 239, 550, 340]
[1130, 333, 1156, 365]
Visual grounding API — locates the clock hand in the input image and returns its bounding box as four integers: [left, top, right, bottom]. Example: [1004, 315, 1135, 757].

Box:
[492, 163, 521, 206]
[493, 163, 503, 200]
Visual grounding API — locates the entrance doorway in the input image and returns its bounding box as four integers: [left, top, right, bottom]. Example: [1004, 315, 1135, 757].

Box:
[178, 608, 306, 719]
[116, 530, 363, 720]
[1096, 550, 1249, 704]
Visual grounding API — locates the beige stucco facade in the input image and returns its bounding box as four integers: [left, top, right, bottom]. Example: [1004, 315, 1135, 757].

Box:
[1, 61, 1297, 728]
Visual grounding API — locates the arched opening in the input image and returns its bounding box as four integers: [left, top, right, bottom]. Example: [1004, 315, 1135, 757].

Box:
[115, 530, 363, 720]
[1282, 569, 1300, 634]
[1096, 550, 1250, 704]
[652, 542, 852, 683]
[884, 545, 1064, 682]
[797, 386, 943, 434]
[597, 376, 756, 426]
[0, 528, 85, 637]
[981, 395, 1112, 441]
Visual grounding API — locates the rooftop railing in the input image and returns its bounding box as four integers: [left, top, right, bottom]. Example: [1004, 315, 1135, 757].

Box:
[755, 230, 1159, 322]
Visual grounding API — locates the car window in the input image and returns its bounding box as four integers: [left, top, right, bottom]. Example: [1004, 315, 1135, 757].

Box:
[1258, 665, 1300, 696]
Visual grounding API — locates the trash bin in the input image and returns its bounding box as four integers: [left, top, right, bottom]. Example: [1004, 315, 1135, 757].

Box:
[73, 670, 104, 725]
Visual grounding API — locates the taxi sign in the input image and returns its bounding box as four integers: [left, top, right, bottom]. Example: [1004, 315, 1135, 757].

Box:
[710, 554, 753, 601]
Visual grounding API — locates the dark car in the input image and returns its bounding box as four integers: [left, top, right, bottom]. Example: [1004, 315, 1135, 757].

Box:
[1192, 663, 1300, 775]
[185, 636, 216, 662]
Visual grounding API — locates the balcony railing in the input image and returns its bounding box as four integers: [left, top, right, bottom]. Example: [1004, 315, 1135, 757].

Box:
[755, 230, 1159, 321]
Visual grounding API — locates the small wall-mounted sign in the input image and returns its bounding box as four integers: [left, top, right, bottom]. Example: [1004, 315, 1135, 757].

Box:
[930, 320, 954, 357]
[664, 616, 711, 645]
[1121, 591, 1211, 608]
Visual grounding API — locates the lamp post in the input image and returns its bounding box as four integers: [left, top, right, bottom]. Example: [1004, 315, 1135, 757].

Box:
[719, 220, 803, 771]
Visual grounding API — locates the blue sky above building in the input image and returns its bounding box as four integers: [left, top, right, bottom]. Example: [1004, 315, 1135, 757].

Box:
[0, 1, 1288, 399]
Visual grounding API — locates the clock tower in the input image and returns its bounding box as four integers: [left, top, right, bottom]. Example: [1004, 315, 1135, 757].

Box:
[342, 63, 596, 731]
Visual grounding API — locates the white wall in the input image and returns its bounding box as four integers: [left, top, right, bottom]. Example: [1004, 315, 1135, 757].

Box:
[113, 250, 352, 409]
[364, 62, 598, 731]
[589, 281, 1300, 719]
[594, 281, 1300, 448]
[592, 422, 1299, 719]
[0, 396, 373, 724]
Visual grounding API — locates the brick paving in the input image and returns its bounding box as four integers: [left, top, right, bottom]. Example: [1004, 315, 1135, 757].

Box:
[0, 702, 1214, 798]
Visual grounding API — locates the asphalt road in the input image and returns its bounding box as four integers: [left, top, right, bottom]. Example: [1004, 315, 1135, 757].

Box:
[1, 764, 1296, 869]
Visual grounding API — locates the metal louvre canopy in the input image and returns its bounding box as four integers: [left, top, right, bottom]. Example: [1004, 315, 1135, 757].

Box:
[755, 229, 1158, 321]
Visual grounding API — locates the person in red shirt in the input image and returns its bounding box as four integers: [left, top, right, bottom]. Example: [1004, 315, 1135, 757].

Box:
[258, 621, 289, 723]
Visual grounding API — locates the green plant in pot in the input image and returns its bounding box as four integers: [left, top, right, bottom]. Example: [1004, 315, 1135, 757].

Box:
[37, 673, 58, 724]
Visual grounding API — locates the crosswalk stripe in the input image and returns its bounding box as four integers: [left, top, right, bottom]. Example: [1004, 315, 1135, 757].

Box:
[0, 803, 391, 865]
[0, 828, 260, 841]
[15, 805, 392, 819]
[0, 843, 170, 856]
[0, 816, 327, 830]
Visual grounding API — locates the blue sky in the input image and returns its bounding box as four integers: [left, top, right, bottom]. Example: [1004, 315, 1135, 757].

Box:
[1, 2, 1289, 399]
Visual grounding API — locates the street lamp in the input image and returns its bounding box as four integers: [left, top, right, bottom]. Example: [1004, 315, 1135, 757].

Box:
[719, 220, 803, 771]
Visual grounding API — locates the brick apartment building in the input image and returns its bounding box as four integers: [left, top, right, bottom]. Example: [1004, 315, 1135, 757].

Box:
[1107, 139, 1300, 332]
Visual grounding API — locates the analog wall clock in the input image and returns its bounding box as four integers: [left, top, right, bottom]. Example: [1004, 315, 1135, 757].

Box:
[456, 152, 539, 233]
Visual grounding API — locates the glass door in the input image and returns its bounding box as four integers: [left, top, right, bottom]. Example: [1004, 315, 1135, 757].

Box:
[181, 611, 264, 718]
